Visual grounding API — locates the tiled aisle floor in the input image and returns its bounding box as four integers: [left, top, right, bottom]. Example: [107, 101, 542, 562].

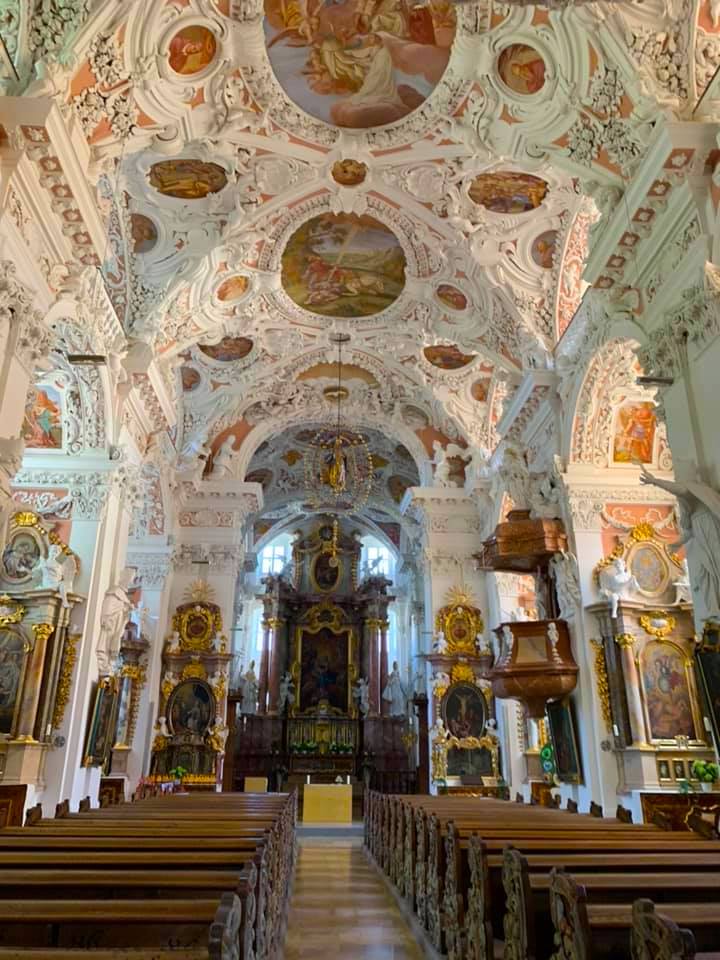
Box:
[282, 838, 425, 959]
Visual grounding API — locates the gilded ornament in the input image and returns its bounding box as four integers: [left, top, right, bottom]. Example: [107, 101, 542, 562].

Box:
[152, 734, 168, 753]
[615, 633, 636, 648]
[589, 638, 612, 733]
[182, 579, 216, 603]
[14, 511, 39, 527]
[181, 662, 207, 681]
[51, 633, 79, 729]
[0, 596, 25, 625]
[639, 611, 676, 639]
[31, 622, 54, 645]
[629, 522, 656, 542]
[451, 663, 475, 684]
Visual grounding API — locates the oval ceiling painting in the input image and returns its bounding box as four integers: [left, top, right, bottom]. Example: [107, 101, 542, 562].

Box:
[424, 344, 476, 370]
[281, 213, 406, 318]
[436, 283, 468, 311]
[198, 337, 254, 362]
[531, 230, 558, 269]
[469, 171, 548, 215]
[130, 214, 158, 254]
[263, 0, 456, 129]
[217, 275, 249, 302]
[149, 160, 227, 200]
[168, 25, 217, 76]
[497, 44, 546, 95]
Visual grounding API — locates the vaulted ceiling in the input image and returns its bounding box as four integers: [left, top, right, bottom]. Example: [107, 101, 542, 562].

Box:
[5, 0, 713, 525]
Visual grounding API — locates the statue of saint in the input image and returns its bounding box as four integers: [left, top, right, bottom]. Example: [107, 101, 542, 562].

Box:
[382, 660, 406, 717]
[279, 672, 295, 711]
[353, 677, 370, 716]
[241, 660, 258, 715]
[641, 464, 720, 620]
[210, 435, 236, 478]
[97, 567, 134, 674]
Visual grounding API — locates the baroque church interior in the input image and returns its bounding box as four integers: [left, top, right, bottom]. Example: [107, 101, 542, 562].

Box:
[2, 0, 720, 957]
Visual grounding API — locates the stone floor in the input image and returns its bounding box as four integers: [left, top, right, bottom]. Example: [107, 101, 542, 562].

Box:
[282, 837, 425, 959]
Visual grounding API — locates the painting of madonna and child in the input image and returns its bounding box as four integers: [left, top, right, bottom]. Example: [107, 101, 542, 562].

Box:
[264, 0, 456, 128]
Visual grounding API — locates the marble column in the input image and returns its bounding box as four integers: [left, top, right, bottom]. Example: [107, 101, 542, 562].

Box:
[266, 617, 285, 715]
[379, 619, 389, 717]
[365, 618, 382, 716]
[616, 633, 647, 746]
[258, 619, 272, 715]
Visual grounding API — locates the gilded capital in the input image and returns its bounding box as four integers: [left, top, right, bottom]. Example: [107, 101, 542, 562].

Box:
[31, 622, 54, 644]
[615, 633, 635, 648]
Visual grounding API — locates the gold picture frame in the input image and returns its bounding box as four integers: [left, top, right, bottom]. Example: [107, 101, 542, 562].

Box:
[0, 625, 30, 738]
[310, 551, 343, 593]
[637, 638, 705, 746]
[290, 602, 357, 718]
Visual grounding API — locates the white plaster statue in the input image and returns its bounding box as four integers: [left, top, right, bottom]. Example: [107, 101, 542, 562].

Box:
[413, 666, 426, 696]
[166, 631, 182, 654]
[432, 441, 470, 488]
[353, 677, 370, 717]
[279, 671, 295, 711]
[468, 446, 492, 482]
[549, 551, 582, 620]
[209, 667, 227, 690]
[382, 660, 406, 717]
[510, 606, 530, 622]
[500, 625, 515, 660]
[210, 435, 236, 478]
[547, 621, 561, 661]
[499, 442, 531, 510]
[433, 630, 448, 654]
[97, 567, 134, 674]
[641, 464, 720, 620]
[37, 543, 77, 607]
[598, 557, 638, 618]
[210, 631, 227, 653]
[156, 715, 170, 738]
[475, 633, 491, 656]
[673, 558, 693, 605]
[431, 670, 450, 696]
[241, 660, 258, 715]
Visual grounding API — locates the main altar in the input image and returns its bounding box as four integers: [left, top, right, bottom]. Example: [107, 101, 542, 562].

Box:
[224, 517, 421, 798]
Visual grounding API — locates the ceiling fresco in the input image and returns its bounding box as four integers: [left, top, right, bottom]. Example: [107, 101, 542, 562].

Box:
[3, 0, 705, 525]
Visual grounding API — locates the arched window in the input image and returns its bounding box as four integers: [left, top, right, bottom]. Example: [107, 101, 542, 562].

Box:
[258, 532, 292, 576]
[360, 534, 395, 581]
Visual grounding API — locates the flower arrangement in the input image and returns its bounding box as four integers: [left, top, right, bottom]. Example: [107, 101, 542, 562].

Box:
[169, 765, 189, 782]
[691, 760, 719, 787]
[328, 742, 353, 755]
[290, 740, 318, 754]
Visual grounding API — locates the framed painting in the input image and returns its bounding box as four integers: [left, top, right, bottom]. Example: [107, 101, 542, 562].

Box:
[23, 383, 63, 449]
[657, 758, 671, 781]
[546, 698, 583, 784]
[83, 676, 119, 767]
[168, 680, 215, 736]
[640, 641, 697, 743]
[696, 648, 720, 751]
[0, 627, 28, 737]
[1, 527, 43, 584]
[296, 625, 352, 715]
[311, 551, 341, 593]
[442, 683, 487, 740]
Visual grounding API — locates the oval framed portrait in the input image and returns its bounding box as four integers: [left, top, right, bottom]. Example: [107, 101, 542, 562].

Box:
[312, 551, 342, 593]
[441, 682, 488, 740]
[168, 680, 215, 736]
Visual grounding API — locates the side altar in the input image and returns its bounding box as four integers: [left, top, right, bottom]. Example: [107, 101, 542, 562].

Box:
[225, 518, 419, 796]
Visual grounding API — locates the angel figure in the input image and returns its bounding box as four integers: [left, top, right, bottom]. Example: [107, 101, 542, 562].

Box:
[598, 557, 638, 618]
[431, 670, 450, 697]
[156, 715, 170, 738]
[166, 631, 182, 654]
[206, 715, 229, 754]
[279, 672, 295, 712]
[433, 630, 448, 654]
[37, 543, 77, 608]
[353, 677, 370, 717]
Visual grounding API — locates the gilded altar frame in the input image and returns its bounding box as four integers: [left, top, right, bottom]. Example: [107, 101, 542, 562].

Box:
[290, 601, 358, 719]
[0, 624, 30, 739]
[636, 636, 706, 746]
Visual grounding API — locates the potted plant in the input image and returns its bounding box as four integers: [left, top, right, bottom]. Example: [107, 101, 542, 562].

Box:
[691, 760, 719, 792]
[168, 765, 188, 787]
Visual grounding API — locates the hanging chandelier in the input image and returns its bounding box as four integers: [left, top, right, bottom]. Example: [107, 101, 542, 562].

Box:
[303, 334, 374, 533]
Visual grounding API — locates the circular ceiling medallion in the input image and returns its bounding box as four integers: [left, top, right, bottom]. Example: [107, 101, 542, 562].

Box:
[217, 275, 249, 302]
[468, 171, 548, 214]
[149, 160, 227, 200]
[181, 366, 201, 392]
[436, 283, 467, 311]
[332, 159, 368, 186]
[198, 337, 254, 362]
[263, 0, 456, 129]
[497, 44, 546, 95]
[168, 25, 217, 76]
[424, 344, 476, 370]
[129, 214, 158, 254]
[531, 230, 558, 269]
[281, 213, 406, 318]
